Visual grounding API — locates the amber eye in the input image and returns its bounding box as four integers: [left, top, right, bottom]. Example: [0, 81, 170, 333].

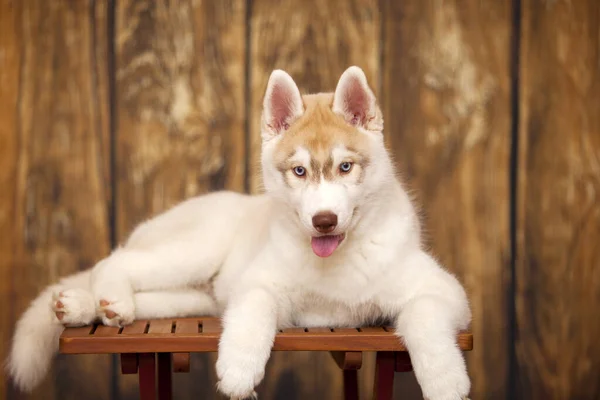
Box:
[293, 166, 306, 177]
[339, 162, 353, 173]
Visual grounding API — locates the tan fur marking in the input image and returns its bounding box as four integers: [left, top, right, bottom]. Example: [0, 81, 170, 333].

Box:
[274, 93, 372, 183]
[344, 146, 370, 168]
[280, 171, 292, 187]
[322, 157, 334, 180]
[310, 158, 321, 183]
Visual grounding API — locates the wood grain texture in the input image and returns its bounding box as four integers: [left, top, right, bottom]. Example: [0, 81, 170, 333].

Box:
[249, 1, 380, 397]
[516, 0, 600, 398]
[114, 1, 246, 398]
[249, 0, 381, 193]
[114, 0, 247, 236]
[0, 1, 21, 396]
[382, 1, 512, 399]
[0, 1, 112, 399]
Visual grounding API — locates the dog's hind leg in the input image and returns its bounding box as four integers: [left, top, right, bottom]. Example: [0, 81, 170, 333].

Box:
[133, 289, 218, 320]
[52, 288, 218, 328]
[52, 288, 97, 327]
[90, 193, 250, 326]
[90, 226, 231, 325]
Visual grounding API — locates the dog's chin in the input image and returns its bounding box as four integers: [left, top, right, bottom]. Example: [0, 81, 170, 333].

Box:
[310, 233, 346, 258]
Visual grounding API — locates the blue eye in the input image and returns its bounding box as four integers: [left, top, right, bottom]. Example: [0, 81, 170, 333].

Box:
[339, 162, 353, 173]
[293, 166, 306, 177]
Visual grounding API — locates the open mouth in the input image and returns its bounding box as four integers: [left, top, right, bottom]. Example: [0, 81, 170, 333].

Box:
[311, 234, 345, 258]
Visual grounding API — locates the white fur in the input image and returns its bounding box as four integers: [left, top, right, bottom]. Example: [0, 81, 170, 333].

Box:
[7, 66, 472, 400]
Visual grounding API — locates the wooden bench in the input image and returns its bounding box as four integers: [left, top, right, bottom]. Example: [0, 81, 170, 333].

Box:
[60, 317, 473, 400]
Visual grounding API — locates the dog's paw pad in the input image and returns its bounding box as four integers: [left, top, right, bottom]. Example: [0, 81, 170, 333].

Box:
[54, 297, 66, 320]
[51, 289, 95, 326]
[98, 298, 134, 327]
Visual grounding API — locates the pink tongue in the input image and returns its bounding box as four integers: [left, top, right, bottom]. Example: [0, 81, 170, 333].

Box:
[311, 235, 342, 258]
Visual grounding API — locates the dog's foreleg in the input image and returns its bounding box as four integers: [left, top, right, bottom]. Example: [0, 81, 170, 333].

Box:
[216, 287, 280, 399]
[393, 252, 471, 400]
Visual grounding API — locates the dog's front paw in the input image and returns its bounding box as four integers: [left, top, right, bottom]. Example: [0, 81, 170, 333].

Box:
[416, 349, 470, 400]
[216, 352, 263, 400]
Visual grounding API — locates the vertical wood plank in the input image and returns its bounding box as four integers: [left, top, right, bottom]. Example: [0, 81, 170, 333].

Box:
[249, 0, 381, 194]
[382, 1, 512, 399]
[114, 0, 247, 236]
[0, 1, 21, 396]
[114, 1, 246, 398]
[0, 1, 112, 399]
[249, 1, 380, 397]
[517, 0, 600, 398]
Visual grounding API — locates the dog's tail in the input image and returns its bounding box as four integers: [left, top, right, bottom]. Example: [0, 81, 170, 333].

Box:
[5, 270, 91, 392]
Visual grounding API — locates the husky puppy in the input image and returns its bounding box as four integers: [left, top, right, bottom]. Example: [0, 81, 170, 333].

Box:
[7, 66, 471, 400]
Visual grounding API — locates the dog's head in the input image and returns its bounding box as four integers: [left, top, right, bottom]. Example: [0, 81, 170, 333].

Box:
[260, 66, 394, 257]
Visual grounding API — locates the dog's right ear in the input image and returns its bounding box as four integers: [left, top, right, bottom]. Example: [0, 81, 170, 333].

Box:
[261, 70, 304, 141]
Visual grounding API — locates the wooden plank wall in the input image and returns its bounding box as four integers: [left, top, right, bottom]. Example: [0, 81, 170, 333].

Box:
[516, 0, 600, 398]
[382, 1, 512, 398]
[1, 1, 113, 400]
[112, 1, 247, 398]
[1, 0, 599, 399]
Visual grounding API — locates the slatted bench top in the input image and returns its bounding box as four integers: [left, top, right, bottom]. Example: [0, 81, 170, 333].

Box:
[60, 317, 473, 354]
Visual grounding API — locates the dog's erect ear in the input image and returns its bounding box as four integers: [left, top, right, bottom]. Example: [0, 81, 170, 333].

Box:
[261, 70, 304, 140]
[333, 66, 383, 132]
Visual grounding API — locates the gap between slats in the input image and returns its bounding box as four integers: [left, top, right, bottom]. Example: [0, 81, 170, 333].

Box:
[83, 319, 394, 337]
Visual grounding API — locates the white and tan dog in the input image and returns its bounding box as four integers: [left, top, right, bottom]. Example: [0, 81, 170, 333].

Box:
[7, 66, 472, 400]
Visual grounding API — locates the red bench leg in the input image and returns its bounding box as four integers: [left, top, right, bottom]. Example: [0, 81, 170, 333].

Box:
[373, 351, 395, 400]
[343, 369, 359, 400]
[157, 353, 173, 400]
[395, 351, 413, 372]
[139, 353, 156, 400]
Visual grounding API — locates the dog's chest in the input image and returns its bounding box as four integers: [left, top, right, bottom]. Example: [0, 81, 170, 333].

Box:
[295, 251, 390, 307]
[290, 292, 386, 328]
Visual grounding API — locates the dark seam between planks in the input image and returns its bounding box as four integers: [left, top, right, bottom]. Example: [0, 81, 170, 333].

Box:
[105, 0, 119, 398]
[378, 0, 385, 99]
[243, 0, 252, 194]
[508, 0, 522, 398]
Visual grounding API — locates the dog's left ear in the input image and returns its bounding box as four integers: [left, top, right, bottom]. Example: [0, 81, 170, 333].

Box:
[333, 66, 383, 132]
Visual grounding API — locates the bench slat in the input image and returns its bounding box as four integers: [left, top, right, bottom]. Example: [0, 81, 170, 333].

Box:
[175, 319, 199, 334]
[201, 318, 221, 333]
[61, 325, 94, 338]
[281, 328, 306, 333]
[94, 325, 120, 337]
[359, 327, 388, 334]
[122, 320, 148, 335]
[306, 327, 332, 333]
[331, 328, 361, 334]
[148, 320, 173, 334]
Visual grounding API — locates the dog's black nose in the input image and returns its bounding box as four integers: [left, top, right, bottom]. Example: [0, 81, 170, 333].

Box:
[312, 212, 338, 234]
